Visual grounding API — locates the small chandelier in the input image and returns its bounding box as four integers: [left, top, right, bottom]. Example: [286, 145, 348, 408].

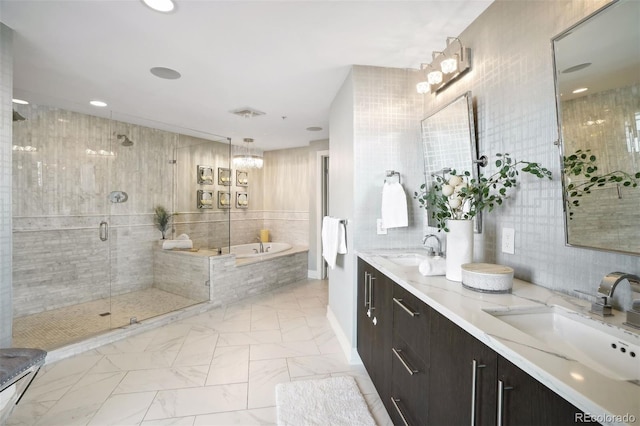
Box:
[233, 138, 263, 169]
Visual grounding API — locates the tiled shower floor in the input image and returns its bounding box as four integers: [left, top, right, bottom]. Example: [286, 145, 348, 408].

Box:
[12, 288, 201, 351]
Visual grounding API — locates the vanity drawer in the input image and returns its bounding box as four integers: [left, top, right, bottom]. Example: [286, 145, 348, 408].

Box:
[390, 334, 428, 426]
[392, 284, 431, 364]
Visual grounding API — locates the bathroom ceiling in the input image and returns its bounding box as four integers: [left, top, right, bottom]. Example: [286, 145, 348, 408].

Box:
[1, 0, 493, 151]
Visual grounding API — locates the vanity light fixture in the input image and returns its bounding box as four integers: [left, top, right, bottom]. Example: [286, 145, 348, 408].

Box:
[572, 87, 588, 94]
[90, 100, 108, 107]
[12, 98, 29, 105]
[142, 0, 175, 13]
[416, 36, 471, 94]
[233, 138, 264, 169]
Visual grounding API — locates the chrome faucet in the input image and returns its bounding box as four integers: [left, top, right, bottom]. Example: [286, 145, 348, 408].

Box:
[255, 237, 264, 253]
[422, 234, 443, 257]
[594, 272, 640, 328]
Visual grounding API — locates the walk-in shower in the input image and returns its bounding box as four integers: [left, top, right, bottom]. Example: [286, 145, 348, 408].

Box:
[11, 103, 231, 351]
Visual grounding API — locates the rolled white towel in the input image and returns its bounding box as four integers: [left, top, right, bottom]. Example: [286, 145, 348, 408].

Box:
[418, 256, 446, 276]
[162, 239, 193, 250]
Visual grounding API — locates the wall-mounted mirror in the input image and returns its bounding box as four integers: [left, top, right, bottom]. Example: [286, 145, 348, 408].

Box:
[421, 91, 481, 232]
[553, 0, 640, 255]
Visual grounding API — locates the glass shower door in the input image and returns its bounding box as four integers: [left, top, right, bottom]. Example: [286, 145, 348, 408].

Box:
[11, 103, 113, 350]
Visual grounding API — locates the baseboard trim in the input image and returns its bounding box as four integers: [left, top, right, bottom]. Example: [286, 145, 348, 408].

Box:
[308, 269, 321, 280]
[326, 305, 361, 365]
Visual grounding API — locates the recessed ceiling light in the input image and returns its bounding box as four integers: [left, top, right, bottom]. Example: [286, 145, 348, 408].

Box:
[150, 67, 181, 80]
[142, 0, 175, 13]
[306, 126, 323, 132]
[90, 100, 108, 107]
[572, 87, 588, 94]
[12, 98, 29, 105]
[562, 63, 591, 73]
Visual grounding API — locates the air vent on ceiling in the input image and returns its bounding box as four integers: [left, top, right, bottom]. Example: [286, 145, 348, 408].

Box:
[230, 107, 266, 118]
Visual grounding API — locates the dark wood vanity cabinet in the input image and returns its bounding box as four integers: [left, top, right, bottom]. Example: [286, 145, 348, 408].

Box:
[428, 309, 498, 425]
[356, 258, 597, 426]
[389, 283, 432, 425]
[356, 258, 393, 414]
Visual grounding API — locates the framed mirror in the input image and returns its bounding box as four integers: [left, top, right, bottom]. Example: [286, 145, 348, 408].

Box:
[236, 170, 248, 187]
[218, 167, 231, 186]
[197, 190, 213, 209]
[421, 91, 481, 232]
[197, 165, 213, 185]
[553, 0, 640, 255]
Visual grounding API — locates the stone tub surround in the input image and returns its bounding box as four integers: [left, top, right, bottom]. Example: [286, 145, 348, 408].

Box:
[358, 249, 640, 425]
[158, 245, 309, 307]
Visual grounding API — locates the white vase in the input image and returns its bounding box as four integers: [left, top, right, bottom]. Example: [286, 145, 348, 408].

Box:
[445, 219, 474, 282]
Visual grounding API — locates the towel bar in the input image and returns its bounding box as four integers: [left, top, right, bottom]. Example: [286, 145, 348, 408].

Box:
[385, 170, 401, 184]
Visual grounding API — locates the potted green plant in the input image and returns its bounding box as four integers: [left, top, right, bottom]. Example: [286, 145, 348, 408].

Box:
[414, 153, 551, 281]
[153, 205, 175, 240]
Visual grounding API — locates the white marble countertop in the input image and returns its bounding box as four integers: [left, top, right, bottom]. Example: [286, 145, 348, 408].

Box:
[358, 249, 640, 426]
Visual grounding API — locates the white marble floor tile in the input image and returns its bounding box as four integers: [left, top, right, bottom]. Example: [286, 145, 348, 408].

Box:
[141, 417, 196, 426]
[34, 371, 126, 426]
[216, 330, 282, 347]
[172, 326, 219, 367]
[194, 407, 276, 426]
[114, 365, 209, 394]
[249, 341, 320, 361]
[144, 383, 248, 420]
[278, 316, 313, 343]
[87, 391, 156, 425]
[90, 350, 179, 373]
[247, 358, 290, 409]
[9, 279, 393, 426]
[23, 354, 104, 402]
[206, 345, 250, 385]
[250, 308, 280, 331]
[286, 352, 352, 378]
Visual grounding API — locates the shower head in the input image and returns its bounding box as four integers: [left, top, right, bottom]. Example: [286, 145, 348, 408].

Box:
[13, 110, 26, 122]
[117, 134, 134, 146]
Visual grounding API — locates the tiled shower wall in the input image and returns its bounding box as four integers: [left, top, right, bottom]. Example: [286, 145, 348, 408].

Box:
[11, 103, 313, 318]
[419, 0, 639, 299]
[11, 105, 177, 317]
[0, 24, 13, 347]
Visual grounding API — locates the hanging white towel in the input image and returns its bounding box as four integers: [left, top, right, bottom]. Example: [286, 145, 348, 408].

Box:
[381, 182, 408, 228]
[322, 216, 348, 269]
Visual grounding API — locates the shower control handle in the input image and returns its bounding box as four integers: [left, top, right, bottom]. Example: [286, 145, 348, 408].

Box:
[99, 221, 109, 241]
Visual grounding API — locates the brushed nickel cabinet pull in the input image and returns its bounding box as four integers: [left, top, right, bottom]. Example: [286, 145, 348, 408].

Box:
[390, 397, 410, 426]
[393, 297, 419, 317]
[392, 347, 419, 375]
[497, 380, 513, 426]
[470, 359, 486, 426]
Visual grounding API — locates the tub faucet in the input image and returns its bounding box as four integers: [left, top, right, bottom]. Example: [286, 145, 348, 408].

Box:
[255, 237, 264, 253]
[595, 272, 640, 327]
[422, 234, 443, 257]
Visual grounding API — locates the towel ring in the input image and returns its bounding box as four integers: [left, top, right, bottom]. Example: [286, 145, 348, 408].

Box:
[385, 170, 401, 184]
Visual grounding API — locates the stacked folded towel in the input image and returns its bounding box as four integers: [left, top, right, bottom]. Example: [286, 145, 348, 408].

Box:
[418, 256, 446, 276]
[162, 233, 193, 250]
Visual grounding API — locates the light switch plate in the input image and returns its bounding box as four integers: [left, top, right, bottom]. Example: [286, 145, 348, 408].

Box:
[377, 218, 387, 235]
[502, 228, 515, 254]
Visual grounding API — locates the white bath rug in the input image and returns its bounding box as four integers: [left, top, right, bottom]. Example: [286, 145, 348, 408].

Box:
[275, 375, 376, 426]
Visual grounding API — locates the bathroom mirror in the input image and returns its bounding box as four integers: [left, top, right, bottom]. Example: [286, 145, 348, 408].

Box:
[553, 0, 640, 255]
[421, 91, 481, 232]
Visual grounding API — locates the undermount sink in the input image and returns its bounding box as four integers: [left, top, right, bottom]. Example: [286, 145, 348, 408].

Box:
[379, 253, 427, 267]
[484, 305, 640, 381]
